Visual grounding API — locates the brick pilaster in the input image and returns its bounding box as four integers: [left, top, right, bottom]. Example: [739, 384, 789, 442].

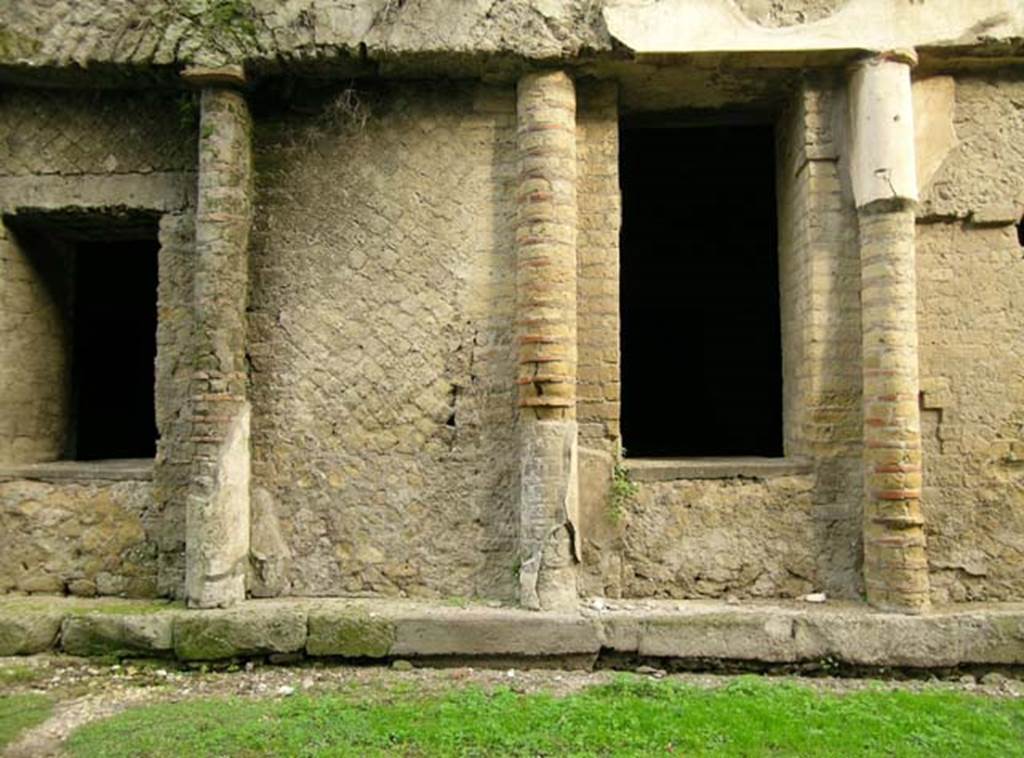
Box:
[849, 52, 931, 613]
[515, 71, 580, 610]
[183, 66, 253, 608]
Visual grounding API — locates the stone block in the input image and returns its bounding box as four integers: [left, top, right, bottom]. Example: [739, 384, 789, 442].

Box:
[390, 608, 601, 657]
[173, 605, 307, 660]
[0, 610, 63, 655]
[306, 607, 396, 658]
[62, 613, 177, 658]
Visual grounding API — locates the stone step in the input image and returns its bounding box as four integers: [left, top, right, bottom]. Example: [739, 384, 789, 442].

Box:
[1, 597, 1022, 669]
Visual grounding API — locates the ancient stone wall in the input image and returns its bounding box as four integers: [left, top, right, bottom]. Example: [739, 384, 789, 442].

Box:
[0, 225, 74, 462]
[916, 73, 1024, 603]
[248, 81, 519, 600]
[621, 473, 818, 598]
[0, 88, 196, 598]
[0, 475, 159, 596]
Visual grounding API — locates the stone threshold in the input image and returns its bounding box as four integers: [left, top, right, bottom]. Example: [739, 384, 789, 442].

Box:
[0, 459, 154, 482]
[1, 597, 1022, 669]
[625, 457, 813, 482]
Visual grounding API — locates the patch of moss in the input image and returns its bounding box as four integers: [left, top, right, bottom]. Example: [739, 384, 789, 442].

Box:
[307, 612, 395, 658]
[0, 665, 45, 687]
[607, 462, 638, 524]
[0, 24, 41, 60]
[170, 0, 259, 61]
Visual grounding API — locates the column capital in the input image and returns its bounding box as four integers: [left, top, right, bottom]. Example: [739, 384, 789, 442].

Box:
[849, 48, 919, 72]
[181, 64, 247, 89]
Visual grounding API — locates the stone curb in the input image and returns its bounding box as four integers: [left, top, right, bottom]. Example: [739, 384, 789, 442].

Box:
[0, 599, 1021, 667]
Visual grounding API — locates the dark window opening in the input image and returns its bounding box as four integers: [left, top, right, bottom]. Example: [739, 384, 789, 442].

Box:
[620, 124, 782, 458]
[4, 211, 159, 462]
[1017, 213, 1023, 249]
[72, 239, 159, 460]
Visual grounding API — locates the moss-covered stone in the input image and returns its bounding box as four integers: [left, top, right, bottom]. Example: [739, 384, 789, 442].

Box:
[0, 23, 41, 60]
[173, 606, 307, 661]
[306, 609, 396, 658]
[61, 613, 177, 658]
[0, 613, 62, 656]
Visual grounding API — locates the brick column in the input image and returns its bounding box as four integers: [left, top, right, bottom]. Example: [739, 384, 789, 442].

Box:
[182, 66, 253, 608]
[849, 52, 931, 613]
[516, 71, 581, 611]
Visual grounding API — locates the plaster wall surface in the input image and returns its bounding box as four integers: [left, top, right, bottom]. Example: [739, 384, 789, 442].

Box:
[247, 81, 519, 599]
[914, 75, 1024, 602]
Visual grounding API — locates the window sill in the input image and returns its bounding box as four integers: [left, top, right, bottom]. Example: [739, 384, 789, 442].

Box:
[0, 459, 154, 483]
[624, 456, 812, 483]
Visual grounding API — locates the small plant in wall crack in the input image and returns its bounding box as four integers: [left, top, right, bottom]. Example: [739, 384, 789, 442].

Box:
[608, 460, 638, 525]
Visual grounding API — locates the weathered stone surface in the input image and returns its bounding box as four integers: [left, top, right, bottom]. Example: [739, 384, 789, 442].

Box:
[0, 479, 160, 597]
[621, 474, 819, 599]
[61, 613, 177, 658]
[600, 602, 1024, 667]
[917, 220, 1024, 604]
[919, 76, 1024, 220]
[173, 605, 307, 660]
[185, 84, 253, 609]
[306, 606, 396, 658]
[913, 76, 957, 196]
[0, 88, 196, 179]
[0, 609, 62, 655]
[248, 81, 518, 600]
[577, 447, 621, 598]
[604, 0, 1024, 58]
[248, 487, 291, 598]
[0, 598, 1022, 667]
[0, 1, 613, 75]
[516, 70, 580, 611]
[390, 608, 601, 657]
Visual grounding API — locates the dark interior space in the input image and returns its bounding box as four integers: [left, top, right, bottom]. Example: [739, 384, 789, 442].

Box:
[620, 124, 782, 458]
[72, 239, 159, 460]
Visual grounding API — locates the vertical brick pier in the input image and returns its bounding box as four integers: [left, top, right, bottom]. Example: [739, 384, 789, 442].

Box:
[848, 51, 931, 613]
[515, 71, 581, 610]
[182, 66, 253, 608]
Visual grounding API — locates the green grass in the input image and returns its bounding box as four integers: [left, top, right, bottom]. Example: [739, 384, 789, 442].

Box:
[0, 664, 44, 687]
[0, 694, 53, 750]
[66, 676, 1024, 757]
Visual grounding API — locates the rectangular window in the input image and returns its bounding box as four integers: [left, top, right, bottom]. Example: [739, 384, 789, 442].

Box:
[619, 124, 782, 458]
[2, 215, 158, 461]
[71, 239, 158, 460]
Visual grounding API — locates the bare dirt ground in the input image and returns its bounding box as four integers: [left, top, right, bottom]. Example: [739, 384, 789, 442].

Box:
[3, 654, 1022, 757]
